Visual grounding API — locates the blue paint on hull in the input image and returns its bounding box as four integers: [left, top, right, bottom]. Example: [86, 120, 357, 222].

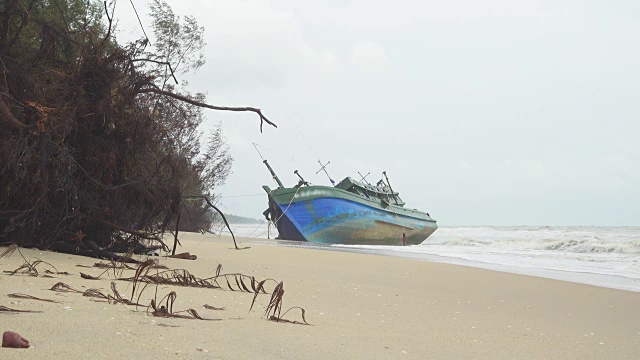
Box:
[272, 197, 437, 245]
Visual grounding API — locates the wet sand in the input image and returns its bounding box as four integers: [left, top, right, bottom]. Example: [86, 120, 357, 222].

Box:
[1, 233, 639, 359]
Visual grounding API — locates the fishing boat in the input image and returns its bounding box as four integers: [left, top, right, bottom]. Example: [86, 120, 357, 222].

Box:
[260, 160, 437, 245]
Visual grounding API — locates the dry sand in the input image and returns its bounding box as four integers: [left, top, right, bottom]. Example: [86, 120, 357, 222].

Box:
[1, 233, 639, 359]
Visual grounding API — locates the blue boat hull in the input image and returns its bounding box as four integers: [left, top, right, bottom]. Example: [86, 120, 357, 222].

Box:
[270, 196, 437, 245]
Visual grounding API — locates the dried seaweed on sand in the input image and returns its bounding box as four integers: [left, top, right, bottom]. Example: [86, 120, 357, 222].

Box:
[251, 281, 309, 325]
[50, 281, 142, 306]
[8, 293, 61, 303]
[0, 244, 18, 259]
[149, 291, 213, 320]
[1, 245, 69, 277]
[5, 259, 67, 277]
[48, 258, 310, 324]
[50, 282, 83, 294]
[119, 263, 275, 293]
[75, 260, 167, 281]
[91, 261, 167, 270]
[0, 305, 42, 313]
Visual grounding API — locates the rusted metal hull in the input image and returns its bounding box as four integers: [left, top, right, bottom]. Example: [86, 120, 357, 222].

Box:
[264, 185, 437, 245]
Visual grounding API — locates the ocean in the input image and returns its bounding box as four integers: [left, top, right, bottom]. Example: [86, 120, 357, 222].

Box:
[219, 224, 640, 292]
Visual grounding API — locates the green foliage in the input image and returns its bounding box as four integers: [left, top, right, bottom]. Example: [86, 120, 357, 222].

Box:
[2, 0, 104, 61]
[149, 0, 205, 80]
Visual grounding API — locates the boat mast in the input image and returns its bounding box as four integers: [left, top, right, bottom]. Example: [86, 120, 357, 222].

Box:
[294, 170, 309, 186]
[382, 171, 398, 204]
[263, 159, 284, 189]
[253, 143, 285, 189]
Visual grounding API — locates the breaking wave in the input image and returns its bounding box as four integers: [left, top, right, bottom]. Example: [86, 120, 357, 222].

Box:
[337, 226, 640, 291]
[423, 226, 640, 254]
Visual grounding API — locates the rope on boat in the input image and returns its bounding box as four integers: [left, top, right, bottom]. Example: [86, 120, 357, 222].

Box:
[263, 185, 303, 238]
[271, 185, 302, 225]
[295, 123, 320, 160]
[220, 193, 264, 198]
[252, 142, 296, 162]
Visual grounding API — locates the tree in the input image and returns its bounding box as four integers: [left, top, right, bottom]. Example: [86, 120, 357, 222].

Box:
[0, 0, 273, 258]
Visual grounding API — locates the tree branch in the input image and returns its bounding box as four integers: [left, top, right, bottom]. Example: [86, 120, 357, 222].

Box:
[180, 199, 210, 235]
[183, 195, 240, 250]
[131, 58, 178, 84]
[171, 210, 181, 255]
[0, 96, 27, 128]
[7, 0, 39, 52]
[137, 87, 277, 133]
[99, 0, 114, 48]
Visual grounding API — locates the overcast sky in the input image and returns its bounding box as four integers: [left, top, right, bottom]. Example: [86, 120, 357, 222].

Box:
[116, 0, 640, 226]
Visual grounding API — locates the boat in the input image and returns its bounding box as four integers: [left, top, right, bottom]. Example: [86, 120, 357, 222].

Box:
[260, 159, 437, 245]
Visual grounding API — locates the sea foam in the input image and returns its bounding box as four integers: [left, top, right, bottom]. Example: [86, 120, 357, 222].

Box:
[340, 226, 640, 292]
[228, 224, 640, 292]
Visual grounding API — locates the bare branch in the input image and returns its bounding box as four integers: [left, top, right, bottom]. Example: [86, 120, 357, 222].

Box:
[0, 96, 27, 128]
[183, 195, 239, 250]
[138, 87, 277, 132]
[131, 58, 178, 84]
[99, 0, 115, 47]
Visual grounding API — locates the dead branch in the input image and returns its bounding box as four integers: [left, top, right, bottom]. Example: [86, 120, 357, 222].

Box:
[131, 58, 178, 84]
[46, 242, 141, 264]
[183, 195, 240, 250]
[137, 87, 277, 132]
[0, 96, 27, 128]
[171, 210, 181, 255]
[168, 252, 196, 260]
[99, 0, 114, 47]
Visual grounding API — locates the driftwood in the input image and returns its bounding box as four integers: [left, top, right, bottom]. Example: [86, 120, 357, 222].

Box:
[168, 252, 197, 260]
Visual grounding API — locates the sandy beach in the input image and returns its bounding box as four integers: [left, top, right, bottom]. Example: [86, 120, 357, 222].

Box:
[1, 233, 639, 359]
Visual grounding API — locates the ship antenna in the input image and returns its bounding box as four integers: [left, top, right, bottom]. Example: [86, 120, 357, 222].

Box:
[358, 171, 371, 185]
[295, 124, 336, 186]
[316, 159, 335, 186]
[253, 142, 266, 161]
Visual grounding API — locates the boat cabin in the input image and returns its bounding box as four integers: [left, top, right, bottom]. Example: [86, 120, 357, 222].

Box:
[335, 177, 406, 207]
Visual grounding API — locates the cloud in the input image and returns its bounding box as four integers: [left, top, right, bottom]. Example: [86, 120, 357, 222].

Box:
[349, 40, 390, 72]
[114, 0, 640, 225]
[117, 0, 339, 89]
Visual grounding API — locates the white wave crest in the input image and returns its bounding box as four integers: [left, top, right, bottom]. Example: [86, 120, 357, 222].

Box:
[424, 226, 640, 254]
